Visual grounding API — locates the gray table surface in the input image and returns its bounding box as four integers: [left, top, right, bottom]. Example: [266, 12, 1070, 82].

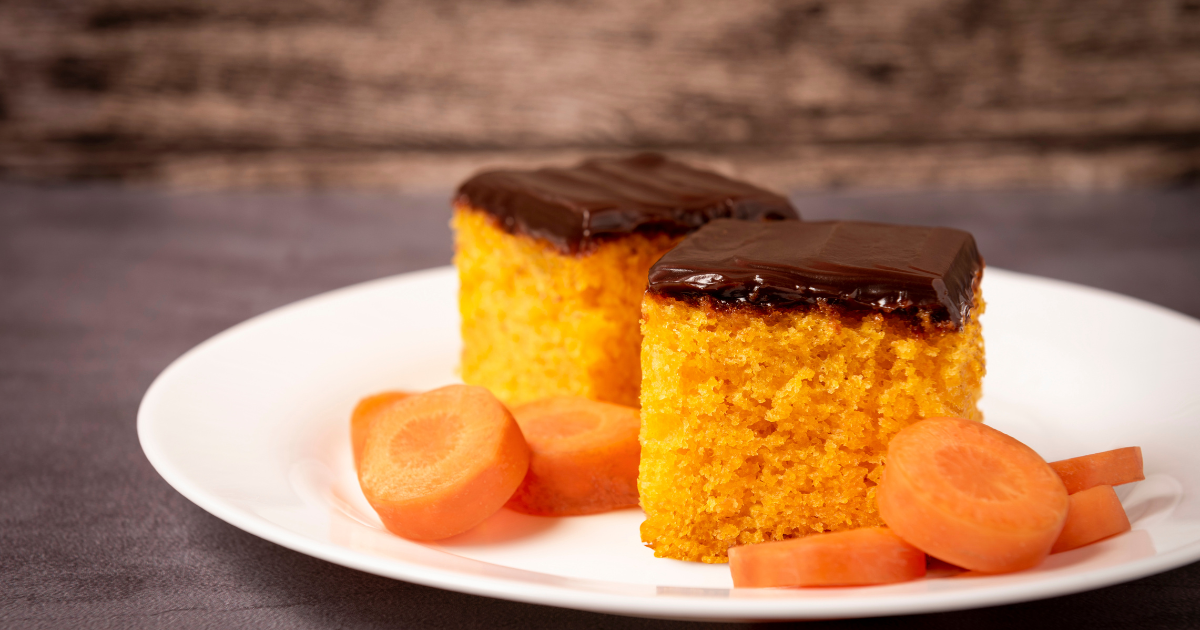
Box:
[3, 184, 1200, 629]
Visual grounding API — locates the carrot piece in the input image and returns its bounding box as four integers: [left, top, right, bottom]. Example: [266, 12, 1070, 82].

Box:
[1051, 485, 1132, 553]
[357, 384, 530, 541]
[350, 391, 411, 470]
[504, 396, 641, 516]
[877, 417, 1069, 574]
[728, 527, 926, 588]
[1049, 447, 1144, 494]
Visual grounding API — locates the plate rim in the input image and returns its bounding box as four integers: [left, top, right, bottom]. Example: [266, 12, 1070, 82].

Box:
[137, 265, 1200, 621]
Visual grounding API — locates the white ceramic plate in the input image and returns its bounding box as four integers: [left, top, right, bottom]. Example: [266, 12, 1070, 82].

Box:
[138, 266, 1200, 622]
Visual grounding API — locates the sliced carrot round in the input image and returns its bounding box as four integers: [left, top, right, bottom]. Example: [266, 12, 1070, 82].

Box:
[1051, 485, 1132, 554]
[1049, 447, 1144, 495]
[358, 384, 530, 541]
[729, 527, 926, 588]
[505, 396, 641, 516]
[877, 417, 1069, 574]
[350, 390, 411, 470]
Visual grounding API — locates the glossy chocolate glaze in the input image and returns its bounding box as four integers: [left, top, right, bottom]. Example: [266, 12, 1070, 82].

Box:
[648, 219, 983, 330]
[455, 153, 798, 254]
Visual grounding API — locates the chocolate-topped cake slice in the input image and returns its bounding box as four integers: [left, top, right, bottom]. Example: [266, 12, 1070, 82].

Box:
[638, 219, 986, 563]
[453, 154, 797, 407]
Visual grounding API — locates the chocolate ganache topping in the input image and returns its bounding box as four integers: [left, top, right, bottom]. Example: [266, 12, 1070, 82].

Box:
[648, 219, 983, 329]
[455, 153, 798, 255]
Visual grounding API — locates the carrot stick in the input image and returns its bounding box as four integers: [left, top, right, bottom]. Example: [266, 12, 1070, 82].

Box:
[877, 417, 1069, 574]
[1051, 485, 1132, 553]
[358, 384, 530, 541]
[350, 391, 411, 470]
[729, 527, 926, 588]
[1049, 447, 1144, 494]
[505, 396, 641, 516]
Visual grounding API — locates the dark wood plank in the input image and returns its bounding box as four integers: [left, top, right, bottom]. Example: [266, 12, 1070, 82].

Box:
[1, 0, 1199, 188]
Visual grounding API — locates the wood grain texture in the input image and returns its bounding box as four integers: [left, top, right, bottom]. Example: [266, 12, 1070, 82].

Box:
[1, 0, 1199, 189]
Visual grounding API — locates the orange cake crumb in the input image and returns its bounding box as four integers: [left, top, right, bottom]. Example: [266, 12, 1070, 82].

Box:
[454, 205, 679, 407]
[638, 295, 986, 562]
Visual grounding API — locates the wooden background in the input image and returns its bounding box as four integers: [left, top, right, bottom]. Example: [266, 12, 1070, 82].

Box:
[2, 0, 1199, 191]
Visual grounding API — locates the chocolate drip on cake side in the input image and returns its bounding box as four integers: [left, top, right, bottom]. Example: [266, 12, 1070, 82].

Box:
[647, 219, 984, 331]
[454, 153, 799, 255]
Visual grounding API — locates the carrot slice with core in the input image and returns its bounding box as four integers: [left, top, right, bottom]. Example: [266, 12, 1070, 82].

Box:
[1049, 447, 1144, 495]
[358, 385, 530, 541]
[505, 396, 641, 516]
[1051, 485, 1132, 553]
[350, 390, 411, 470]
[729, 527, 926, 588]
[877, 417, 1069, 574]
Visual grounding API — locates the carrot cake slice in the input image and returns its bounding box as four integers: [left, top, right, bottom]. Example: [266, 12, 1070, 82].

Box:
[453, 153, 797, 407]
[638, 219, 985, 562]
